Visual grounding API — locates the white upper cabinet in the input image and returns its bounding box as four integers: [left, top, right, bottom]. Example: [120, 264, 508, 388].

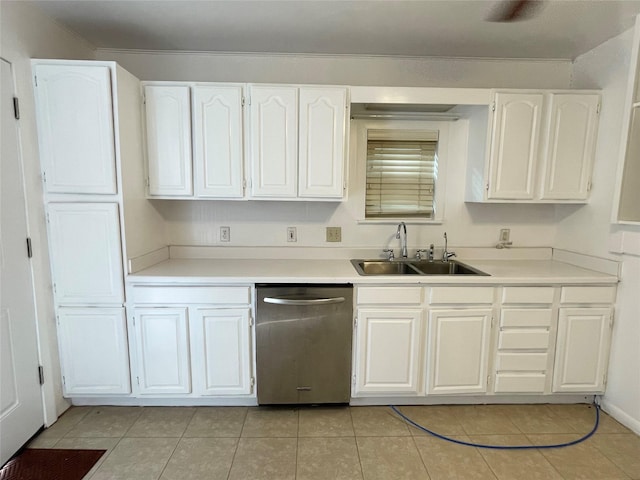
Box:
[487, 93, 543, 200]
[47, 203, 124, 305]
[249, 85, 299, 198]
[57, 307, 130, 395]
[298, 87, 347, 198]
[144, 85, 193, 196]
[193, 85, 245, 198]
[541, 94, 600, 200]
[34, 64, 117, 195]
[467, 89, 600, 203]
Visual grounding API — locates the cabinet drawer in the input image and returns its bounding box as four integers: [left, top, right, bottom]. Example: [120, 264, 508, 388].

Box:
[130, 286, 251, 305]
[560, 286, 616, 304]
[357, 287, 422, 305]
[494, 373, 546, 393]
[498, 329, 550, 350]
[496, 352, 548, 371]
[429, 287, 494, 305]
[502, 287, 555, 304]
[500, 309, 553, 328]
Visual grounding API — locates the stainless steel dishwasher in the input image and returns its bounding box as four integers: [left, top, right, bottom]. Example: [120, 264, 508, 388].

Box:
[255, 284, 353, 405]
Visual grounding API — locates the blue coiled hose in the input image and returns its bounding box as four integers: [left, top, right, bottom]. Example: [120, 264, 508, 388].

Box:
[390, 403, 600, 450]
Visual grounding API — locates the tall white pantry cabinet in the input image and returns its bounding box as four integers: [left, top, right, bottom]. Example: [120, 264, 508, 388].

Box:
[33, 60, 149, 396]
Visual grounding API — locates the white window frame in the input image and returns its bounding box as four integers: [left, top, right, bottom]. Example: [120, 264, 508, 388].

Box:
[352, 119, 449, 224]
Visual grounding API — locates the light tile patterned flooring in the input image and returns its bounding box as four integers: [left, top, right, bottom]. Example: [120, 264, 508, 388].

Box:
[28, 404, 640, 480]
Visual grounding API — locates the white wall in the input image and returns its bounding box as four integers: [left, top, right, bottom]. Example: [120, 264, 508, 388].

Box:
[97, 49, 572, 88]
[559, 28, 640, 433]
[98, 49, 568, 252]
[1, 1, 95, 423]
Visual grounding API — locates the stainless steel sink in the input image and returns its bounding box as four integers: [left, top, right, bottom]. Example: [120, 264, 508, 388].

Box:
[351, 259, 488, 276]
[354, 261, 422, 275]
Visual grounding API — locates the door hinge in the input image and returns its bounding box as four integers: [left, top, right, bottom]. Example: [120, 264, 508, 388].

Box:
[38, 366, 45, 385]
[62, 375, 66, 385]
[248, 314, 254, 327]
[352, 374, 356, 387]
[353, 317, 358, 329]
[136, 376, 140, 385]
[132, 316, 136, 327]
[587, 179, 593, 192]
[485, 182, 490, 191]
[491, 101, 496, 112]
[597, 103, 601, 114]
[34, 75, 37, 87]
[26, 237, 33, 258]
[145, 177, 150, 187]
[53, 283, 57, 294]
[13, 97, 20, 120]
[250, 376, 255, 393]
[487, 375, 491, 387]
[241, 96, 246, 107]
[42, 171, 47, 184]
[609, 313, 614, 329]
[56, 315, 60, 326]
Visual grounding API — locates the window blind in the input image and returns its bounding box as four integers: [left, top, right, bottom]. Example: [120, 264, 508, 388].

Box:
[365, 130, 439, 219]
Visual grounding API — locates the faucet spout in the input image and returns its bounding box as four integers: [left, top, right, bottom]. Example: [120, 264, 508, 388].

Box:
[395, 222, 408, 258]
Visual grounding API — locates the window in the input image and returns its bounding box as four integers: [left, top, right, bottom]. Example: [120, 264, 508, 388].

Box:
[365, 129, 439, 219]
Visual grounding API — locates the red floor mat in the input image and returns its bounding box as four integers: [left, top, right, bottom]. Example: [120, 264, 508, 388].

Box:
[0, 449, 105, 480]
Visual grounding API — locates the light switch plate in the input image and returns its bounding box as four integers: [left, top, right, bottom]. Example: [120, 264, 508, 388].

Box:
[326, 226, 342, 242]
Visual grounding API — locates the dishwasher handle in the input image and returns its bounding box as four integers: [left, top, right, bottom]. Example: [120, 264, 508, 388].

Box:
[263, 296, 345, 306]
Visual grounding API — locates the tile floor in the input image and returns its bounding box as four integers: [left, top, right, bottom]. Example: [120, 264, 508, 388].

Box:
[27, 404, 640, 480]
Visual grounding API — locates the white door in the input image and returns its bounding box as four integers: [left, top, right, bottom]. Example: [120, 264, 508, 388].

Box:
[298, 87, 346, 198]
[145, 85, 193, 196]
[133, 308, 191, 394]
[488, 92, 544, 199]
[249, 85, 298, 198]
[0, 58, 43, 465]
[57, 307, 130, 395]
[354, 309, 423, 395]
[541, 94, 600, 200]
[47, 203, 124, 305]
[193, 85, 244, 198]
[190, 308, 252, 395]
[34, 63, 117, 194]
[553, 307, 613, 393]
[427, 309, 492, 394]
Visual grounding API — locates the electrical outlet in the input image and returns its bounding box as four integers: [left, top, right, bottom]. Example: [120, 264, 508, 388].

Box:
[500, 228, 510, 242]
[326, 226, 342, 242]
[220, 226, 230, 242]
[287, 226, 297, 242]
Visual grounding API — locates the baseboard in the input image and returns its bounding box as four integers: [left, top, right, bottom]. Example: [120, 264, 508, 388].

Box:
[600, 399, 640, 435]
[349, 394, 594, 406]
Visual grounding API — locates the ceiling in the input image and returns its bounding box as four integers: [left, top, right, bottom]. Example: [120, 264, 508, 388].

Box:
[26, 0, 640, 60]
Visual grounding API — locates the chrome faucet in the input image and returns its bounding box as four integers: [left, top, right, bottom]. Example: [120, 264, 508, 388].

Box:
[396, 222, 408, 258]
[442, 232, 456, 262]
[415, 244, 435, 261]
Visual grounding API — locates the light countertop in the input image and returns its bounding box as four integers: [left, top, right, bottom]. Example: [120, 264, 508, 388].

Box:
[127, 258, 618, 285]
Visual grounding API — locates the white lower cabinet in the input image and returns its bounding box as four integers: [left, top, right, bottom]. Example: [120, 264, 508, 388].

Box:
[552, 307, 613, 393]
[354, 308, 423, 395]
[132, 307, 191, 395]
[57, 307, 130, 395]
[190, 308, 252, 395]
[427, 309, 493, 395]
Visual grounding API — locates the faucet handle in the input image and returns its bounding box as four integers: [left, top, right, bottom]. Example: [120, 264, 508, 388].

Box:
[382, 249, 395, 260]
[415, 249, 429, 260]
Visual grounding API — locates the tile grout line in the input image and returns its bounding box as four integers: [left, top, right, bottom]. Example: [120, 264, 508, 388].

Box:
[409, 433, 433, 480]
[154, 407, 199, 480]
[226, 407, 250, 480]
[348, 407, 366, 480]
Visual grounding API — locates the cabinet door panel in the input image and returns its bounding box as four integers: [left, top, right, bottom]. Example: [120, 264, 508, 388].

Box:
[354, 309, 422, 395]
[488, 93, 543, 199]
[145, 86, 192, 196]
[428, 309, 492, 394]
[34, 64, 116, 194]
[57, 307, 130, 395]
[298, 87, 346, 198]
[134, 308, 191, 394]
[249, 86, 298, 198]
[541, 94, 599, 200]
[47, 203, 123, 305]
[191, 308, 251, 395]
[552, 308, 612, 393]
[193, 86, 244, 198]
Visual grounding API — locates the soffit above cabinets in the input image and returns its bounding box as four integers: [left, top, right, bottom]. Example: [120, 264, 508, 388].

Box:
[29, 0, 640, 60]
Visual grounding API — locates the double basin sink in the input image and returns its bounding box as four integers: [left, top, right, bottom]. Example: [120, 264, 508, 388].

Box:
[351, 259, 489, 276]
